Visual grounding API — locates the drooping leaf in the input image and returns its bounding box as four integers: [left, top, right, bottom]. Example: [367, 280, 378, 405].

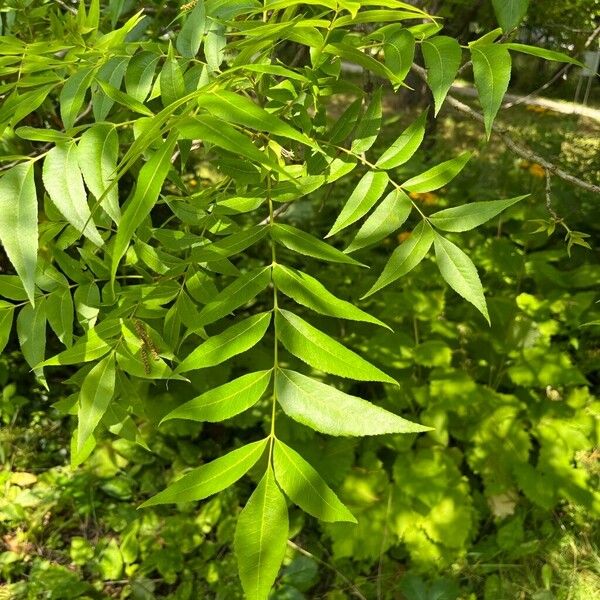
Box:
[433, 233, 490, 323]
[429, 195, 527, 232]
[177, 312, 271, 373]
[492, 0, 529, 32]
[272, 224, 364, 266]
[140, 439, 268, 507]
[177, 0, 207, 58]
[77, 353, 116, 451]
[78, 123, 121, 224]
[383, 28, 415, 82]
[471, 44, 512, 138]
[363, 220, 434, 298]
[111, 131, 178, 280]
[326, 171, 389, 238]
[276, 369, 430, 436]
[351, 88, 382, 153]
[197, 267, 271, 326]
[0, 163, 38, 305]
[42, 143, 104, 247]
[504, 43, 583, 66]
[402, 151, 471, 193]
[276, 309, 396, 384]
[16, 298, 46, 386]
[375, 110, 427, 170]
[234, 467, 289, 600]
[346, 189, 412, 253]
[60, 67, 94, 130]
[422, 36, 461, 115]
[162, 370, 272, 423]
[273, 264, 388, 328]
[273, 439, 356, 523]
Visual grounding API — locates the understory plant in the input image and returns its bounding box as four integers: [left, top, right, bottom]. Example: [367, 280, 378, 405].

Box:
[0, 0, 591, 597]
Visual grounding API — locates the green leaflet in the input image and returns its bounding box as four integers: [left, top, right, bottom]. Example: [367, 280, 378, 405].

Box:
[16, 298, 47, 386]
[402, 151, 471, 193]
[492, 0, 529, 32]
[422, 36, 461, 116]
[328, 98, 362, 145]
[273, 264, 389, 329]
[326, 171, 389, 238]
[0, 163, 38, 305]
[177, 312, 271, 373]
[273, 439, 356, 523]
[504, 43, 583, 66]
[160, 46, 186, 107]
[197, 90, 316, 148]
[234, 467, 289, 600]
[351, 88, 382, 153]
[276, 309, 396, 384]
[177, 0, 206, 58]
[59, 67, 94, 130]
[93, 56, 129, 122]
[345, 188, 412, 253]
[363, 220, 434, 298]
[96, 80, 155, 117]
[125, 51, 160, 103]
[272, 224, 364, 267]
[140, 439, 268, 507]
[429, 195, 527, 232]
[46, 287, 74, 347]
[111, 131, 178, 281]
[471, 44, 512, 139]
[0, 275, 29, 301]
[42, 142, 104, 247]
[433, 233, 490, 324]
[276, 369, 430, 436]
[383, 28, 415, 83]
[77, 353, 116, 452]
[0, 302, 14, 354]
[197, 267, 271, 326]
[78, 124, 121, 224]
[162, 370, 272, 423]
[375, 110, 427, 170]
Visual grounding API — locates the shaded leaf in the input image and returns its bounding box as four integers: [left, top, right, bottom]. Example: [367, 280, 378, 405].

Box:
[351, 88, 382, 153]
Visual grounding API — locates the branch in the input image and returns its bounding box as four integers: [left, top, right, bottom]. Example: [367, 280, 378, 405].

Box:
[411, 63, 600, 195]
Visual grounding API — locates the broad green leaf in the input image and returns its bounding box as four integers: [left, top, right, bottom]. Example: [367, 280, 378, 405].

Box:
[160, 50, 185, 107]
[276, 309, 396, 384]
[351, 88, 382, 153]
[177, 312, 271, 373]
[363, 220, 434, 298]
[276, 369, 430, 436]
[471, 44, 512, 139]
[346, 189, 412, 252]
[429, 195, 527, 232]
[383, 28, 415, 82]
[140, 439, 268, 507]
[0, 276, 29, 301]
[326, 171, 389, 238]
[42, 143, 104, 247]
[205, 20, 227, 71]
[111, 131, 178, 281]
[93, 56, 129, 121]
[434, 233, 490, 323]
[402, 151, 471, 193]
[375, 111, 427, 170]
[272, 224, 364, 267]
[125, 51, 160, 102]
[16, 298, 46, 386]
[328, 98, 362, 145]
[60, 67, 94, 130]
[162, 370, 272, 423]
[234, 467, 288, 600]
[492, 0, 529, 32]
[422, 36, 461, 115]
[0, 302, 14, 353]
[273, 264, 388, 329]
[77, 353, 116, 451]
[505, 43, 583, 66]
[46, 287, 74, 347]
[198, 267, 271, 326]
[78, 124, 121, 224]
[273, 439, 356, 523]
[177, 0, 206, 58]
[197, 90, 316, 147]
[0, 163, 38, 305]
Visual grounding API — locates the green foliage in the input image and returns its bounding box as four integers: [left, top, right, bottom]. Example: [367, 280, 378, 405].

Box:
[0, 1, 596, 598]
